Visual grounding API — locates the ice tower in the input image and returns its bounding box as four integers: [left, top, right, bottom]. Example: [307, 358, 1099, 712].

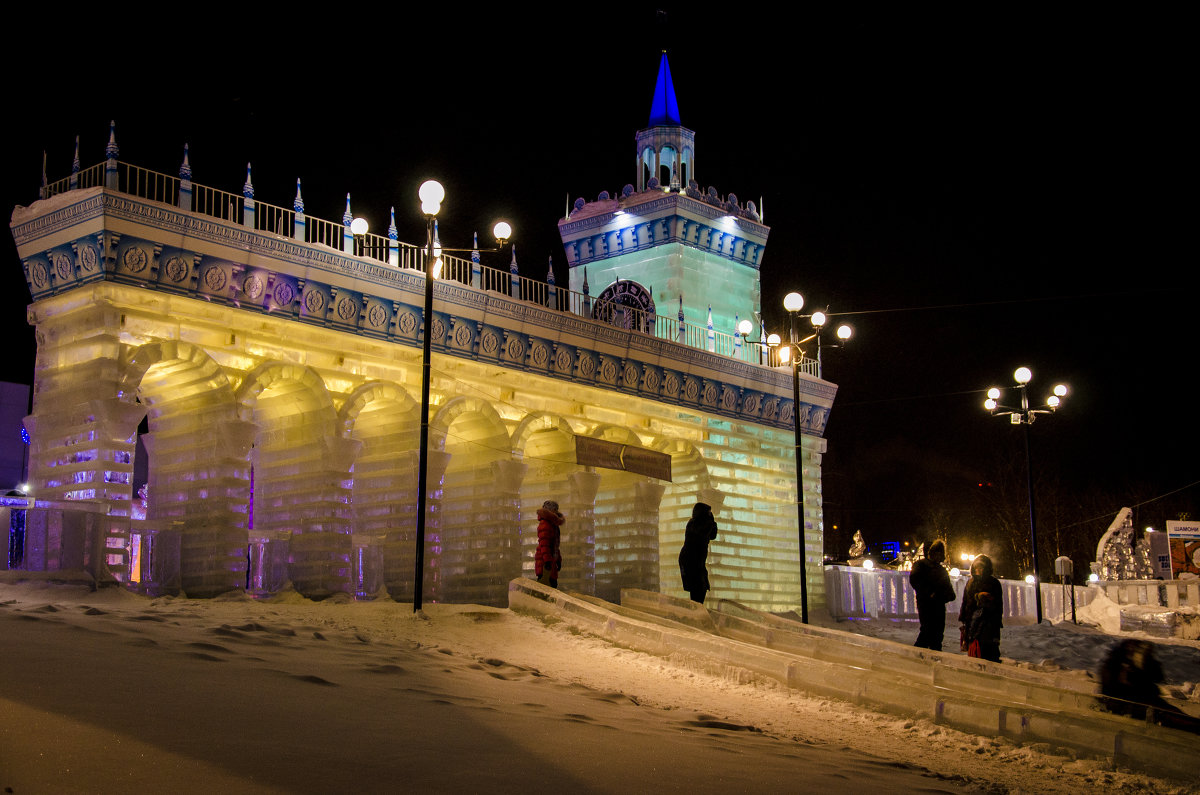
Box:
[560, 52, 767, 344]
[8, 88, 835, 610]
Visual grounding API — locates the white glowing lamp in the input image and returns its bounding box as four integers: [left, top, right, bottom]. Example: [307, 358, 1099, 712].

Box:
[984, 398, 997, 411]
[779, 345, 791, 364]
[1088, 572, 1100, 583]
[783, 292, 804, 312]
[1046, 395, 1060, 408]
[493, 221, 512, 243]
[766, 333, 781, 346]
[987, 387, 1001, 400]
[737, 318, 753, 336]
[1053, 384, 1068, 397]
[350, 217, 369, 237]
[1024, 574, 1036, 584]
[1014, 367, 1032, 385]
[418, 179, 444, 216]
[949, 567, 960, 578]
[862, 559, 874, 570]
[836, 324, 852, 341]
[811, 311, 827, 328]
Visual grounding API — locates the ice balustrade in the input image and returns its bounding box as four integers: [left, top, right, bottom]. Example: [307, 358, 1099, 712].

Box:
[824, 565, 1100, 623]
[43, 160, 813, 372]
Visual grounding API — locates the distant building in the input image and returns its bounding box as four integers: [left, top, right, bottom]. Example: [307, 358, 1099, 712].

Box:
[7, 55, 837, 610]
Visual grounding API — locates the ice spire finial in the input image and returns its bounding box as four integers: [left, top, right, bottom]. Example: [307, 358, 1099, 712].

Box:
[105, 121, 118, 159]
[648, 51, 681, 126]
[388, 207, 398, 241]
[546, 256, 555, 285]
[243, 163, 254, 199]
[509, 245, 519, 274]
[179, 143, 191, 181]
[471, 232, 480, 264]
[72, 136, 80, 175]
[342, 193, 353, 226]
[293, 179, 305, 213]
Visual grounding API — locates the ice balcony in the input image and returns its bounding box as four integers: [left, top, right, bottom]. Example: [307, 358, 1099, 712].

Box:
[10, 153, 837, 609]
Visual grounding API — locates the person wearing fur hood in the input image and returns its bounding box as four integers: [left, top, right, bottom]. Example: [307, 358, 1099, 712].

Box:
[535, 500, 565, 588]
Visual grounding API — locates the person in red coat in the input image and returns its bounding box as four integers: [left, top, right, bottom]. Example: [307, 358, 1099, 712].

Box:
[535, 500, 565, 588]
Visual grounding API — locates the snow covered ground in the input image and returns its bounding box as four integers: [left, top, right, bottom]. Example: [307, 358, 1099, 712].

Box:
[2, 576, 1198, 794]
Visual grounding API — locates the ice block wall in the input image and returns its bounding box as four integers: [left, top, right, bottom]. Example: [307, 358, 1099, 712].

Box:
[12, 183, 834, 611]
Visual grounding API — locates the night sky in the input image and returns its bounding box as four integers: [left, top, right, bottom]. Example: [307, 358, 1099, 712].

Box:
[3, 7, 1192, 562]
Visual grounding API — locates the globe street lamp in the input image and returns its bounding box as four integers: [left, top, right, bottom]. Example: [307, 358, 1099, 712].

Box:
[413, 179, 444, 613]
[771, 292, 854, 623]
[412, 181, 512, 612]
[982, 366, 1069, 624]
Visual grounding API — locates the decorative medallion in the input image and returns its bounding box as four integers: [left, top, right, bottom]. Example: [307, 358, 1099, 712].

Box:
[683, 378, 700, 402]
[780, 402, 794, 424]
[663, 372, 680, 397]
[531, 343, 549, 367]
[798, 405, 812, 428]
[52, 252, 73, 281]
[203, 265, 227, 291]
[721, 388, 737, 411]
[579, 354, 595, 378]
[554, 347, 573, 372]
[702, 382, 718, 406]
[763, 398, 779, 421]
[398, 311, 417, 335]
[431, 316, 446, 341]
[30, 262, 48, 289]
[743, 393, 761, 415]
[481, 330, 500, 355]
[644, 368, 661, 391]
[164, 256, 188, 283]
[453, 323, 472, 347]
[80, 245, 98, 272]
[812, 409, 827, 432]
[591, 279, 655, 333]
[368, 304, 388, 329]
[273, 281, 295, 307]
[303, 288, 325, 314]
[623, 363, 639, 388]
[336, 296, 357, 321]
[243, 274, 264, 301]
[600, 358, 618, 384]
[505, 336, 525, 361]
[122, 246, 148, 273]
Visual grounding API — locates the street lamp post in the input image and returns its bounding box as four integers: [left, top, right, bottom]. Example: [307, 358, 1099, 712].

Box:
[413, 179, 444, 613]
[410, 181, 511, 612]
[983, 367, 1068, 625]
[773, 292, 853, 624]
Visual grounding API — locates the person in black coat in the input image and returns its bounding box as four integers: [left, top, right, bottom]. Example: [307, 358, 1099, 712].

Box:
[958, 554, 1003, 662]
[1099, 639, 1200, 733]
[909, 539, 956, 650]
[679, 502, 718, 603]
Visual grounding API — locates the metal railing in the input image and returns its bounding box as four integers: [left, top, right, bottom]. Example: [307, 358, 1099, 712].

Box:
[40, 159, 817, 374]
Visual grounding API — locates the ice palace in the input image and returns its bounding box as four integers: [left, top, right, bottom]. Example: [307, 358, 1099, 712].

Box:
[6, 54, 834, 611]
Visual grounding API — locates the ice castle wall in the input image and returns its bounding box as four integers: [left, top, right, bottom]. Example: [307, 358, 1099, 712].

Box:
[10, 185, 835, 612]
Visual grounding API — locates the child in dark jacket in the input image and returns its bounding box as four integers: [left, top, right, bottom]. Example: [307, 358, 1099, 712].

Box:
[535, 500, 565, 588]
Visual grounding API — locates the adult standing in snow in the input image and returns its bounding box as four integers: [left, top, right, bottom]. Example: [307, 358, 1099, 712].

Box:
[959, 554, 1003, 662]
[535, 500, 565, 588]
[909, 539, 956, 650]
[679, 502, 718, 604]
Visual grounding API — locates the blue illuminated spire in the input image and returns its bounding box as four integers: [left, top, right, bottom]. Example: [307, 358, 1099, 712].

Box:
[647, 51, 681, 126]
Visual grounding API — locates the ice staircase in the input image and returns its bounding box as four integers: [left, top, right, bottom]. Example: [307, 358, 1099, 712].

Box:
[508, 578, 1200, 782]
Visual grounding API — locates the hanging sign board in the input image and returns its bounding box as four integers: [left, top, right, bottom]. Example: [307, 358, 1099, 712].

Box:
[1165, 520, 1200, 579]
[574, 436, 672, 482]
